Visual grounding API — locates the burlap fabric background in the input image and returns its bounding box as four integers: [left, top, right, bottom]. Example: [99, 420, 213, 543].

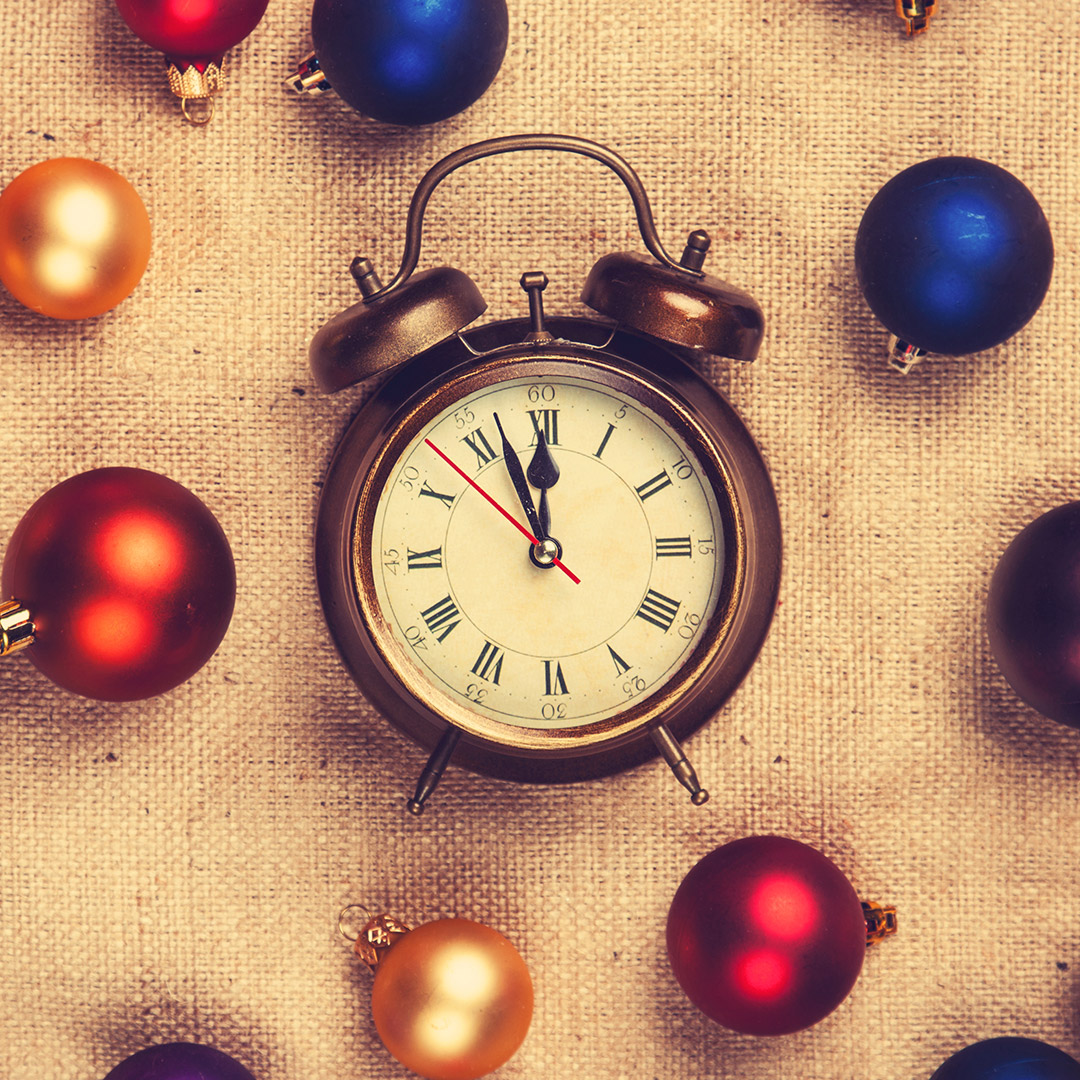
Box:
[1, 2, 1078, 1078]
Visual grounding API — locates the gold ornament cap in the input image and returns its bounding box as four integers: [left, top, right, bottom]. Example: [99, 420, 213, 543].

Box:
[165, 59, 225, 124]
[339, 907, 414, 972]
[0, 600, 35, 657]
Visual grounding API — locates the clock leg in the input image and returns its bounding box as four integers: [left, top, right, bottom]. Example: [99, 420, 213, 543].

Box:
[407, 727, 462, 815]
[651, 724, 710, 805]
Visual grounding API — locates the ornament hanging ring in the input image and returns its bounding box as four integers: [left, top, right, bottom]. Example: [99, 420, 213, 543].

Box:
[180, 96, 215, 125]
[337, 903, 374, 942]
[365, 133, 702, 302]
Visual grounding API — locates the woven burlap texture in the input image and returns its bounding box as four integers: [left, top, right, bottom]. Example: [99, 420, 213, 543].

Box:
[2, 2, 1079, 1078]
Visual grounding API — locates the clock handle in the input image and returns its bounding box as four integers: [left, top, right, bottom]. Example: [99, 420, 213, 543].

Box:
[366, 133, 696, 301]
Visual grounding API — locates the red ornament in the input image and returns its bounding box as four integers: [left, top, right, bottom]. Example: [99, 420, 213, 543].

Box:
[1, 468, 235, 701]
[113, 0, 269, 120]
[666, 836, 894, 1035]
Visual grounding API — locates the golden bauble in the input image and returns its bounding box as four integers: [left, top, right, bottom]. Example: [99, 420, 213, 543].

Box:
[0, 158, 151, 319]
[371, 918, 533, 1080]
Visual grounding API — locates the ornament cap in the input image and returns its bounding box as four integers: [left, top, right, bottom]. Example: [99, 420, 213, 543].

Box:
[896, 0, 937, 34]
[582, 237, 765, 362]
[339, 907, 414, 972]
[310, 263, 487, 393]
[862, 899, 898, 944]
[284, 51, 331, 95]
[166, 60, 224, 123]
[886, 334, 928, 374]
[0, 600, 35, 657]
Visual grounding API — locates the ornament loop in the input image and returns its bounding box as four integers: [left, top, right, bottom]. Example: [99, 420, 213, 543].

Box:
[337, 903, 374, 942]
[367, 134, 698, 302]
[181, 96, 215, 125]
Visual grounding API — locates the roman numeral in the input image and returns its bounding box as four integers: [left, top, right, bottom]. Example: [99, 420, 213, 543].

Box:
[471, 641, 505, 684]
[420, 595, 461, 642]
[461, 427, 497, 469]
[635, 470, 673, 501]
[635, 589, 681, 632]
[419, 481, 455, 509]
[407, 546, 443, 570]
[528, 409, 560, 445]
[655, 536, 692, 558]
[543, 660, 569, 695]
[594, 423, 615, 458]
[607, 645, 631, 676]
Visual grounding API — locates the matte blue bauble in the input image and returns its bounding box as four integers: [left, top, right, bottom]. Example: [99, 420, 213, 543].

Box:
[310, 0, 509, 125]
[987, 502, 1080, 729]
[104, 1044, 257, 1080]
[855, 157, 1053, 355]
[930, 1037, 1080, 1080]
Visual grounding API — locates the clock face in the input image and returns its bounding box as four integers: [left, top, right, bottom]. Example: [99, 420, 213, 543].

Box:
[355, 358, 740, 749]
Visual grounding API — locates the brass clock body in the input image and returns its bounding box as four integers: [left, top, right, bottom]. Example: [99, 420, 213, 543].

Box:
[315, 316, 781, 789]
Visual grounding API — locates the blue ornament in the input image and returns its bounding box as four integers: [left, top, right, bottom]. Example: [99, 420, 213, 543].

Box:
[103, 1044, 257, 1080]
[930, 1038, 1080, 1080]
[305, 0, 509, 125]
[855, 157, 1053, 360]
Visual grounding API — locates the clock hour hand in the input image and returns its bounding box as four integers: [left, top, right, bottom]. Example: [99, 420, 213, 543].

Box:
[492, 412, 543, 542]
[526, 430, 559, 539]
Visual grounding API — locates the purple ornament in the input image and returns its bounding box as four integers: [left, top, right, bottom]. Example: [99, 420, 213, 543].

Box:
[988, 502, 1080, 728]
[104, 1044, 256, 1080]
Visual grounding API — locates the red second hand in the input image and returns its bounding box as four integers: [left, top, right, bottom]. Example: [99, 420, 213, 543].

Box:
[424, 438, 581, 585]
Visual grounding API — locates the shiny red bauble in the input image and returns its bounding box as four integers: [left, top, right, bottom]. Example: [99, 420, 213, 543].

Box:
[2, 468, 235, 701]
[666, 835, 868, 1035]
[113, 0, 269, 64]
[988, 502, 1080, 728]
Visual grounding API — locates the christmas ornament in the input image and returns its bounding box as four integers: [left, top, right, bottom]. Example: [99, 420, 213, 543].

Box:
[987, 501, 1080, 729]
[855, 157, 1053, 372]
[1, 468, 235, 701]
[930, 1037, 1080, 1080]
[0, 158, 151, 320]
[104, 1044, 257, 1080]
[286, 0, 509, 125]
[309, 134, 781, 813]
[340, 906, 533, 1080]
[113, 0, 270, 122]
[666, 835, 896, 1036]
[896, 0, 937, 35]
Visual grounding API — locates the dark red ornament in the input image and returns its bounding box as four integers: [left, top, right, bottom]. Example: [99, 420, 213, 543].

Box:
[988, 502, 1080, 728]
[113, 0, 269, 120]
[1, 468, 235, 701]
[666, 835, 893, 1035]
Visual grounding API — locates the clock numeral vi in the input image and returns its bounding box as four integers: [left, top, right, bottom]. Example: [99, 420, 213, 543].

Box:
[635, 589, 681, 632]
[420, 595, 462, 642]
[543, 660, 569, 695]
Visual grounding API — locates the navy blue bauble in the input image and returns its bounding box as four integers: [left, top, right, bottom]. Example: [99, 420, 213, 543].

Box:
[855, 157, 1053, 355]
[310, 0, 509, 125]
[988, 502, 1080, 729]
[930, 1037, 1080, 1080]
[103, 1044, 257, 1080]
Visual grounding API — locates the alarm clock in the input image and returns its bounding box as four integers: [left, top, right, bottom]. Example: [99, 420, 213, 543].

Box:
[310, 135, 782, 813]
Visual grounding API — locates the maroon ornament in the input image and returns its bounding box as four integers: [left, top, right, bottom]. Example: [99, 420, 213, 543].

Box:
[1, 468, 235, 701]
[113, 0, 269, 121]
[666, 835, 895, 1035]
[988, 502, 1080, 728]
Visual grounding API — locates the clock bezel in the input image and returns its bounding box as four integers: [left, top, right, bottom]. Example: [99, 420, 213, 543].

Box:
[315, 317, 781, 783]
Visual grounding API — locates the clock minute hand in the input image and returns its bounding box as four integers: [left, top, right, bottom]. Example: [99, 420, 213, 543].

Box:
[526, 430, 559, 539]
[492, 412, 544, 541]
